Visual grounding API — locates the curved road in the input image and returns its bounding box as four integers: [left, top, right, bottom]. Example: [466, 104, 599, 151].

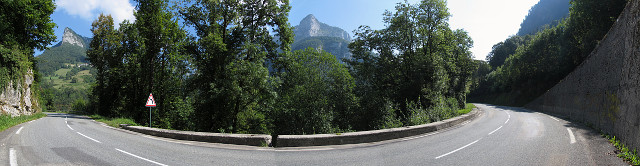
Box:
[0, 104, 627, 165]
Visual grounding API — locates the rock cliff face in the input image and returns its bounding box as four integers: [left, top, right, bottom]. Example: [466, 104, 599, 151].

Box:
[0, 70, 38, 117]
[526, 0, 640, 152]
[53, 27, 91, 49]
[294, 14, 351, 42]
[292, 14, 353, 61]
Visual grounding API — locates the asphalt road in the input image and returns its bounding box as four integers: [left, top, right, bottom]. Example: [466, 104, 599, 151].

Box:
[0, 104, 628, 165]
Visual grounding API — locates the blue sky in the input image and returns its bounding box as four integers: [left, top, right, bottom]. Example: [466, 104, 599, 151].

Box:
[41, 0, 540, 60]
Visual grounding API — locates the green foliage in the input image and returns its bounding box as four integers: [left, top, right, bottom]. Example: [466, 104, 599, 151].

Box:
[179, 0, 293, 133]
[86, 0, 193, 132]
[291, 36, 351, 62]
[346, 0, 475, 129]
[273, 48, 357, 135]
[0, 0, 56, 52]
[89, 114, 139, 128]
[84, 0, 478, 135]
[36, 44, 89, 76]
[0, 0, 56, 114]
[457, 103, 476, 114]
[471, 0, 627, 106]
[0, 112, 47, 132]
[605, 134, 640, 165]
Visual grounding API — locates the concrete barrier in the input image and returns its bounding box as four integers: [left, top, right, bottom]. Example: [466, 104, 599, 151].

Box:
[120, 125, 271, 146]
[275, 108, 481, 147]
[120, 107, 481, 147]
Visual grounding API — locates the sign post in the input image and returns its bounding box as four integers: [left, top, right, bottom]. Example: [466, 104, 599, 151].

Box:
[145, 93, 156, 127]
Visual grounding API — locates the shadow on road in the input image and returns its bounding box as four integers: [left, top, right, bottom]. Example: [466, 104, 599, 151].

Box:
[44, 112, 93, 120]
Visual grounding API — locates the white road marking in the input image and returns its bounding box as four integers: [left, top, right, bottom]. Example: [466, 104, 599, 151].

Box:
[67, 124, 74, 130]
[9, 148, 17, 166]
[15, 127, 24, 135]
[76, 132, 101, 143]
[567, 128, 576, 144]
[488, 126, 503, 135]
[548, 116, 560, 121]
[276, 148, 335, 152]
[435, 139, 480, 159]
[115, 148, 168, 166]
[504, 118, 509, 124]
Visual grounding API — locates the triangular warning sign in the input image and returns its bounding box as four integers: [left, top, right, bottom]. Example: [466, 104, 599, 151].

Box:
[146, 93, 156, 107]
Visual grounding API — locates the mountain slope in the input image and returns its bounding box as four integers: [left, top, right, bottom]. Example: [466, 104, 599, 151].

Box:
[517, 0, 571, 36]
[37, 27, 91, 76]
[291, 36, 351, 61]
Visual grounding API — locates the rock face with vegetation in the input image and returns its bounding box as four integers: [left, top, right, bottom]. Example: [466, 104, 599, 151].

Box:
[292, 14, 352, 61]
[0, 0, 56, 116]
[0, 70, 38, 117]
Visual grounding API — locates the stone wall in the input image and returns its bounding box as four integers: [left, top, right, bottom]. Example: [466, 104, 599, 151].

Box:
[0, 69, 39, 117]
[526, 0, 640, 150]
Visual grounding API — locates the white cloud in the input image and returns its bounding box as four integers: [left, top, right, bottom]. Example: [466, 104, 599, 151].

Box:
[56, 0, 136, 26]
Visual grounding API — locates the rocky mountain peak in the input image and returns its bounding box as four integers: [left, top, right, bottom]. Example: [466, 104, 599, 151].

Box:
[294, 14, 351, 42]
[300, 14, 319, 25]
[62, 27, 85, 48]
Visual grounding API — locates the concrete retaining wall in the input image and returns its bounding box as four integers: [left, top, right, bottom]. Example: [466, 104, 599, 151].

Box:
[120, 108, 481, 147]
[526, 0, 640, 151]
[120, 125, 272, 146]
[276, 108, 480, 147]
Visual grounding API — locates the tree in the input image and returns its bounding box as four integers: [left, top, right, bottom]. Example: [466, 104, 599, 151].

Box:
[87, 14, 122, 116]
[486, 35, 530, 70]
[274, 48, 357, 134]
[179, 0, 293, 133]
[346, 0, 474, 128]
[0, 0, 56, 90]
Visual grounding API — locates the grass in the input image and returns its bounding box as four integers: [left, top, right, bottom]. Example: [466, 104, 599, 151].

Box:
[54, 68, 71, 76]
[604, 134, 640, 165]
[0, 112, 47, 132]
[88, 114, 138, 128]
[457, 103, 476, 114]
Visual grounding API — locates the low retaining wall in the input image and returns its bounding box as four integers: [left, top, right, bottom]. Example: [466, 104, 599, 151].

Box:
[276, 108, 480, 147]
[526, 0, 640, 152]
[120, 125, 271, 146]
[120, 108, 481, 147]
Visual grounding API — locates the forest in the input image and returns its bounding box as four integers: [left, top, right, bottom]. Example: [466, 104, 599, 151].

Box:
[78, 0, 476, 135]
[470, 0, 628, 106]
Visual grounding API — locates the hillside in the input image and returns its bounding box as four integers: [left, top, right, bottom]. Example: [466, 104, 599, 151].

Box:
[291, 36, 351, 61]
[36, 27, 95, 111]
[517, 0, 571, 36]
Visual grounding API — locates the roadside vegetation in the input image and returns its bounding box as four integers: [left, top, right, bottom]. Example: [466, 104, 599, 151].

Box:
[73, 0, 476, 136]
[0, 113, 47, 132]
[88, 115, 138, 128]
[469, 0, 627, 106]
[457, 104, 476, 114]
[604, 134, 640, 165]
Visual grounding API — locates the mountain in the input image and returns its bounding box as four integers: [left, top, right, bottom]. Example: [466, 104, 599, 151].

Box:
[53, 27, 92, 48]
[37, 27, 91, 76]
[292, 14, 352, 61]
[517, 0, 571, 36]
[294, 14, 351, 42]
